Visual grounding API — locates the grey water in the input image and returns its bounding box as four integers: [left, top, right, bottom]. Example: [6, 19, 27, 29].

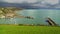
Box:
[0, 9, 60, 25]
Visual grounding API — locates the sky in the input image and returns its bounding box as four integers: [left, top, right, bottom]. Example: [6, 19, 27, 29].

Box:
[0, 0, 59, 5]
[0, 0, 59, 9]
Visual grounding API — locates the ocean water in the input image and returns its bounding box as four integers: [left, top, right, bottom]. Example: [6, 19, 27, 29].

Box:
[0, 9, 60, 25]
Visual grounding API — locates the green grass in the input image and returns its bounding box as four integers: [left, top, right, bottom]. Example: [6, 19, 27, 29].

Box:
[0, 25, 60, 34]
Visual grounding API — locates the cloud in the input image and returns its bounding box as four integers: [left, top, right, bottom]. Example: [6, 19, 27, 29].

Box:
[31, 4, 50, 8]
[44, 0, 58, 5]
[0, 0, 58, 4]
[0, 0, 59, 9]
[30, 0, 59, 7]
[0, 0, 59, 6]
[1, 0, 37, 3]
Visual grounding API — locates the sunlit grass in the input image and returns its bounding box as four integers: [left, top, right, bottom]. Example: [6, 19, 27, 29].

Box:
[0, 25, 60, 34]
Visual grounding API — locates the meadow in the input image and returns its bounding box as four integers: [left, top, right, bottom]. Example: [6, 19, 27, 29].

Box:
[0, 25, 60, 34]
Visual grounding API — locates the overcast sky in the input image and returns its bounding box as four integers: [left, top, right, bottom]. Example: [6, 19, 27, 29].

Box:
[1, 0, 37, 3]
[0, 0, 59, 4]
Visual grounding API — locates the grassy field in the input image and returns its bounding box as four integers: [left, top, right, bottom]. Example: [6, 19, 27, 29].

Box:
[0, 25, 60, 34]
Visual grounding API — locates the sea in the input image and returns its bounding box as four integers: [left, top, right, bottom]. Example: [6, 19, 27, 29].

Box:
[0, 9, 60, 25]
